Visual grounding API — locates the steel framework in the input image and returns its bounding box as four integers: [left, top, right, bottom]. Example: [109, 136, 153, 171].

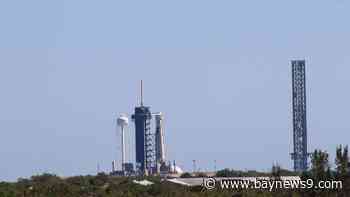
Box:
[132, 80, 156, 175]
[144, 114, 155, 174]
[291, 60, 309, 171]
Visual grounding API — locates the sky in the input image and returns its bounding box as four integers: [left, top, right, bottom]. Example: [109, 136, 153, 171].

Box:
[0, 0, 350, 181]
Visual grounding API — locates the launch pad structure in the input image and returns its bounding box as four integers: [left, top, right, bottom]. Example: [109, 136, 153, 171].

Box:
[114, 60, 312, 175]
[131, 81, 167, 175]
[290, 60, 309, 172]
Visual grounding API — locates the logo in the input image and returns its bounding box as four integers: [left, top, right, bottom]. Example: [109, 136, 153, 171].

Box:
[203, 177, 216, 190]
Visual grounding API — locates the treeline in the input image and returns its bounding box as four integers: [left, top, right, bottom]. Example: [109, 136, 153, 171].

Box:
[0, 174, 186, 197]
[1, 145, 350, 197]
[213, 145, 350, 196]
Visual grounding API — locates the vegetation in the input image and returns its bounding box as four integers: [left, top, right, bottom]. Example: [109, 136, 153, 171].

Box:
[1, 145, 350, 196]
[179, 172, 192, 178]
[216, 165, 297, 178]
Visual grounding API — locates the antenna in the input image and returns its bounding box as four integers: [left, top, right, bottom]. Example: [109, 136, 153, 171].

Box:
[112, 161, 115, 173]
[214, 160, 217, 172]
[192, 160, 196, 173]
[140, 80, 143, 106]
[97, 163, 100, 174]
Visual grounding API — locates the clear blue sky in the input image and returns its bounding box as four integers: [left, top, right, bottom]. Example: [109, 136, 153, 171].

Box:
[1, 0, 350, 181]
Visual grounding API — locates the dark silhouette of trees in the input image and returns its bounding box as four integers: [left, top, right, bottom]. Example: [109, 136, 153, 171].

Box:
[310, 149, 331, 182]
[335, 145, 349, 179]
[335, 145, 350, 197]
[1, 146, 350, 196]
[180, 172, 192, 178]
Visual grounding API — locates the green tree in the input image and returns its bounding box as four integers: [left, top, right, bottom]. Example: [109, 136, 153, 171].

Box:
[216, 168, 232, 177]
[335, 145, 349, 197]
[180, 172, 192, 178]
[311, 149, 331, 181]
[335, 145, 349, 178]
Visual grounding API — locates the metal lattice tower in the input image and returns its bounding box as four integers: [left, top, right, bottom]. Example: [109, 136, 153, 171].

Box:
[145, 115, 156, 174]
[290, 60, 308, 172]
[132, 80, 156, 175]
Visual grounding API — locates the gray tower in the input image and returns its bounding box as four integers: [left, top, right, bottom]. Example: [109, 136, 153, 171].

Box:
[131, 80, 154, 175]
[290, 60, 308, 172]
[155, 112, 165, 164]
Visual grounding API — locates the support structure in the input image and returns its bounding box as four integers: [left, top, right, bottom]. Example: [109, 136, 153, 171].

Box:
[132, 81, 155, 175]
[121, 124, 125, 170]
[117, 114, 129, 172]
[290, 60, 309, 172]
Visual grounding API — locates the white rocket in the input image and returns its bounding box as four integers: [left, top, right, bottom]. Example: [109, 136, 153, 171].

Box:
[154, 112, 165, 164]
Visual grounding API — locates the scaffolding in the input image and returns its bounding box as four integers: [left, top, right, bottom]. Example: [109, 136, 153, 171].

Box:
[290, 60, 309, 172]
